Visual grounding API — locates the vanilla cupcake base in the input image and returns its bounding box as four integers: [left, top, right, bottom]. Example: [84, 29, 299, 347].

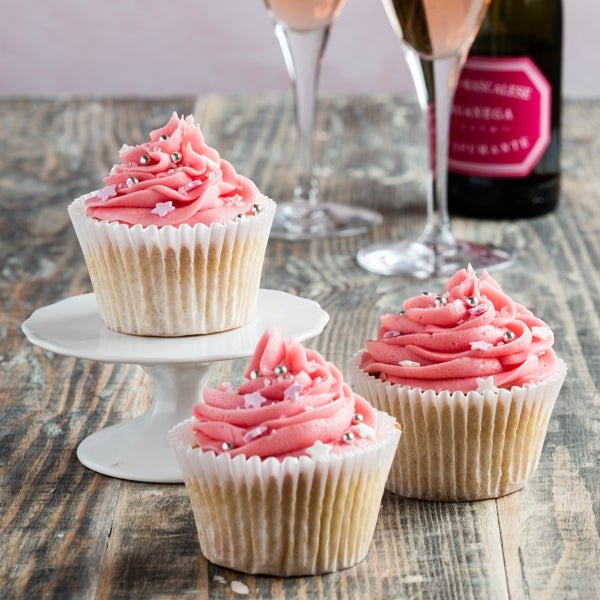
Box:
[169, 412, 400, 576]
[349, 353, 567, 502]
[68, 193, 275, 336]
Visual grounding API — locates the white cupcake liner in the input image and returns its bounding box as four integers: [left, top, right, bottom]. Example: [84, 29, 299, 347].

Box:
[168, 411, 401, 576]
[68, 192, 275, 336]
[348, 352, 567, 502]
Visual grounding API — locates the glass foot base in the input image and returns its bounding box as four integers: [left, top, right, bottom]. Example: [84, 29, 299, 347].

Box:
[270, 201, 382, 241]
[356, 238, 513, 279]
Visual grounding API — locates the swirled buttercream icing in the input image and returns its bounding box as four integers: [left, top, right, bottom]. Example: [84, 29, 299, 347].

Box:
[85, 112, 263, 227]
[360, 266, 558, 393]
[191, 328, 378, 459]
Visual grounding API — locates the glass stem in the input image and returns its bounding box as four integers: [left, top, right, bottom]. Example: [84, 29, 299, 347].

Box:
[274, 23, 330, 206]
[406, 50, 464, 250]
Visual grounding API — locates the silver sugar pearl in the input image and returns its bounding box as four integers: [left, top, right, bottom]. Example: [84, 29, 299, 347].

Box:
[249, 369, 261, 380]
[221, 441, 233, 451]
[159, 134, 168, 141]
[353, 413, 364, 423]
[435, 295, 447, 306]
[274, 365, 288, 376]
[503, 330, 515, 341]
[422, 291, 435, 296]
[170, 151, 182, 163]
[342, 431, 355, 443]
[236, 213, 246, 220]
[252, 203, 263, 214]
[126, 176, 138, 187]
[465, 296, 479, 307]
[139, 154, 150, 165]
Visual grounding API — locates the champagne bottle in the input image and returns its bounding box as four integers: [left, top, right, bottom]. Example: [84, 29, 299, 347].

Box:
[447, 0, 563, 219]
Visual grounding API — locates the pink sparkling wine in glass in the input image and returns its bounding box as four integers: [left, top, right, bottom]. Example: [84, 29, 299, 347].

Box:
[265, 0, 346, 31]
[383, 0, 490, 59]
[263, 0, 381, 239]
[357, 0, 512, 277]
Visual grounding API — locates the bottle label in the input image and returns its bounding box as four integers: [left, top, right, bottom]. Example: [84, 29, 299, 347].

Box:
[449, 56, 551, 178]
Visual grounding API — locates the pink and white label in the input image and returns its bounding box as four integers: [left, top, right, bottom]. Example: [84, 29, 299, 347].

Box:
[449, 56, 551, 178]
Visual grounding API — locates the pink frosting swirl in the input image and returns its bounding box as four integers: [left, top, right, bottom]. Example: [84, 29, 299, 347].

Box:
[191, 328, 378, 460]
[85, 112, 264, 227]
[360, 267, 558, 393]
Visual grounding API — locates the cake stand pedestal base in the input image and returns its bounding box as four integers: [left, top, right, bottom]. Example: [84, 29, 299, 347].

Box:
[77, 363, 215, 482]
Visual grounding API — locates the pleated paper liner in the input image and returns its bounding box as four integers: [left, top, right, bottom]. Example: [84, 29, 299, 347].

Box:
[68, 193, 275, 336]
[168, 411, 401, 576]
[349, 353, 567, 501]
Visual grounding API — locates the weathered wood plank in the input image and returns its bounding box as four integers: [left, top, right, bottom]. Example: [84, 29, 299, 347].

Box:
[1, 96, 599, 599]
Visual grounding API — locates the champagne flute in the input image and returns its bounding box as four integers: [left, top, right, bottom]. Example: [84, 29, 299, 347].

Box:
[265, 0, 382, 240]
[356, 0, 512, 278]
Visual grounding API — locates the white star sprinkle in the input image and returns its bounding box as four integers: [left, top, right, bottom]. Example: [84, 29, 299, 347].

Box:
[151, 201, 175, 217]
[476, 376, 499, 394]
[470, 341, 493, 351]
[243, 392, 267, 409]
[178, 180, 203, 194]
[243, 425, 268, 443]
[283, 383, 303, 401]
[351, 423, 377, 440]
[532, 326, 551, 340]
[384, 330, 402, 338]
[469, 302, 491, 316]
[306, 440, 332, 460]
[230, 581, 250, 595]
[98, 184, 117, 201]
[225, 194, 245, 207]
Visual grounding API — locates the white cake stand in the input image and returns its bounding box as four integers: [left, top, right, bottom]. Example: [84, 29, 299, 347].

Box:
[22, 289, 329, 483]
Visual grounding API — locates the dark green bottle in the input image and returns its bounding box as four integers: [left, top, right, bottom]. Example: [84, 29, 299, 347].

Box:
[448, 0, 563, 219]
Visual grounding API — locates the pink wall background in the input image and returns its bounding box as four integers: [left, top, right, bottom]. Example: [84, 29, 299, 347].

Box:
[0, 1, 596, 98]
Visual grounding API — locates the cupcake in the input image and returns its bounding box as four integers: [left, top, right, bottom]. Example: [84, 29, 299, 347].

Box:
[68, 112, 275, 336]
[169, 328, 401, 576]
[349, 266, 567, 502]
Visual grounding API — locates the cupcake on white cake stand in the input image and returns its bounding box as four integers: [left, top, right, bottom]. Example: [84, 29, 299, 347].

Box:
[22, 289, 329, 483]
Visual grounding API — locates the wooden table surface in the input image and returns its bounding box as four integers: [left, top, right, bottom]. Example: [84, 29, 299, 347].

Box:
[1, 95, 599, 599]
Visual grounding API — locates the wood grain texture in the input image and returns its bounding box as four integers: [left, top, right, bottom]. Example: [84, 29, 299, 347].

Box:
[1, 96, 599, 599]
